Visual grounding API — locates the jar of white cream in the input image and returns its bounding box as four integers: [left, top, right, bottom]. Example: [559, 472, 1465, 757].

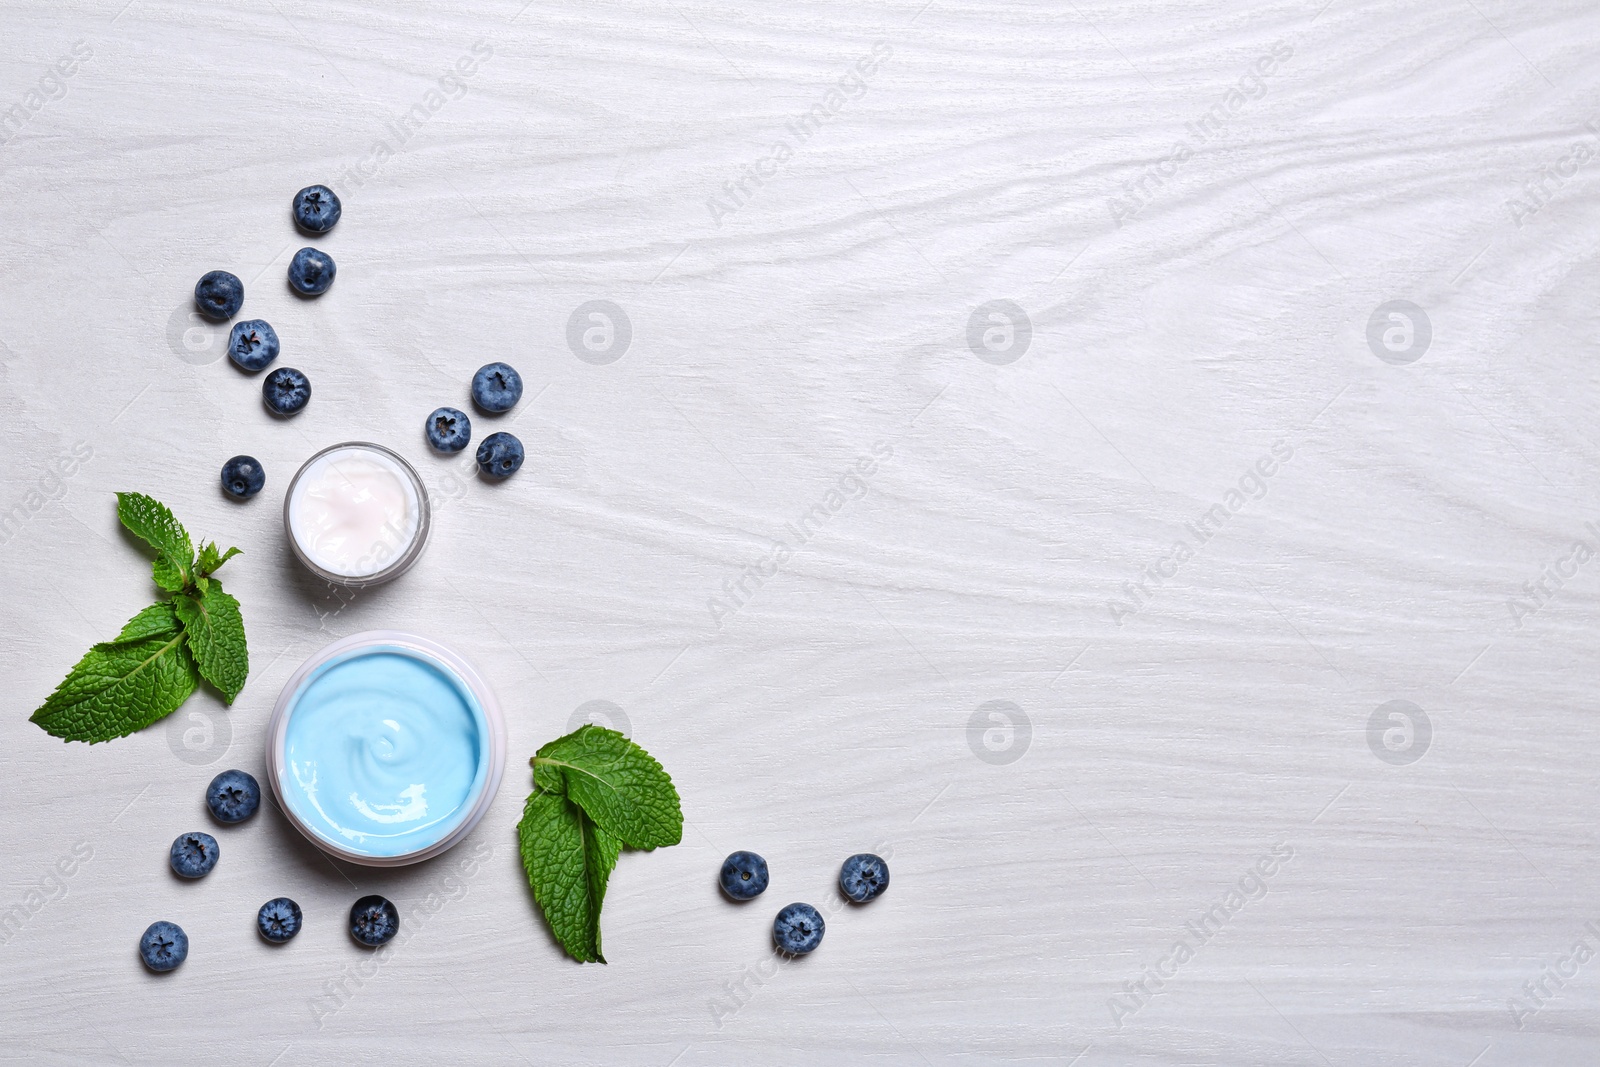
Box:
[284, 442, 430, 587]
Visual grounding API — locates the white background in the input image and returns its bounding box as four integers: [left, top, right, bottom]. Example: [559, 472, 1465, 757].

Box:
[2, 0, 1599, 1063]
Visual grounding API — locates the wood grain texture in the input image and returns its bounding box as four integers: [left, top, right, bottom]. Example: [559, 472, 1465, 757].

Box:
[2, 0, 1599, 1062]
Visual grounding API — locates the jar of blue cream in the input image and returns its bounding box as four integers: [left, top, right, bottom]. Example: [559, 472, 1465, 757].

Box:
[266, 631, 506, 866]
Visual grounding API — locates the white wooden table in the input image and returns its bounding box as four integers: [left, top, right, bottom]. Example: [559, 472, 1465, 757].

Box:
[3, 1, 1599, 1063]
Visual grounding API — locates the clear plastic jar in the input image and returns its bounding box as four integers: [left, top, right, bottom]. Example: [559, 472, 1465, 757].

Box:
[266, 631, 506, 866]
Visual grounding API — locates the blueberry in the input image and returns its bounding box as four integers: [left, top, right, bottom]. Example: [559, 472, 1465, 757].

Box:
[139, 921, 188, 972]
[169, 832, 219, 879]
[471, 362, 522, 413]
[287, 247, 336, 295]
[475, 432, 524, 479]
[719, 851, 770, 900]
[839, 853, 890, 903]
[206, 768, 261, 822]
[425, 406, 472, 453]
[349, 895, 399, 947]
[219, 456, 265, 500]
[194, 270, 243, 320]
[292, 184, 342, 233]
[263, 367, 310, 416]
[227, 319, 279, 372]
[772, 902, 824, 955]
[257, 897, 303, 943]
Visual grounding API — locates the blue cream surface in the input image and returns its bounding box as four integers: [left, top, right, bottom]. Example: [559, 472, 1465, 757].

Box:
[281, 646, 486, 858]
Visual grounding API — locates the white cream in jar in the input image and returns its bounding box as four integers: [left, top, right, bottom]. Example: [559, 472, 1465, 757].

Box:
[284, 443, 430, 586]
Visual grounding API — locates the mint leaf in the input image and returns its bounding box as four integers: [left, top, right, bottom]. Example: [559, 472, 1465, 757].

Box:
[151, 555, 189, 595]
[532, 725, 683, 849]
[173, 580, 248, 703]
[196, 542, 241, 577]
[116, 492, 194, 592]
[116, 492, 192, 560]
[518, 788, 623, 963]
[29, 602, 199, 743]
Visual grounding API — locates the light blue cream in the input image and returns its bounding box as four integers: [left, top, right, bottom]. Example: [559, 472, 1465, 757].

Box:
[281, 646, 486, 858]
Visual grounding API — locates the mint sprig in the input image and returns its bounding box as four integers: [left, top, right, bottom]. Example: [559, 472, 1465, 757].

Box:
[29, 492, 249, 743]
[518, 725, 682, 963]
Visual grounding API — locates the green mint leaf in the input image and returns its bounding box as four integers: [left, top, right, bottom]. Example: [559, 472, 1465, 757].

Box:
[531, 725, 683, 850]
[173, 580, 249, 703]
[29, 602, 200, 743]
[196, 542, 241, 577]
[115, 492, 193, 560]
[151, 555, 189, 593]
[116, 492, 194, 592]
[518, 788, 623, 963]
